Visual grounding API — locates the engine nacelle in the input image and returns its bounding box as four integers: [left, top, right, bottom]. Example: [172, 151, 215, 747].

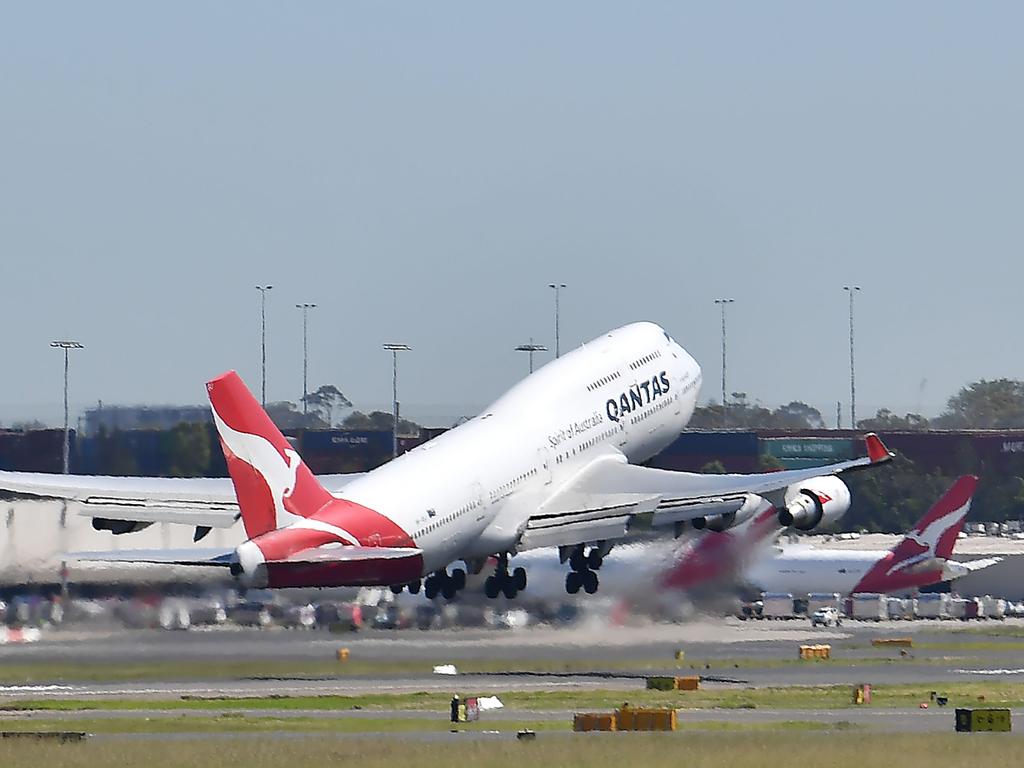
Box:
[91, 517, 153, 535]
[777, 476, 851, 531]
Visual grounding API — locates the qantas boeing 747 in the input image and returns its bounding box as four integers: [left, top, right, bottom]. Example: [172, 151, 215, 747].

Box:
[0, 322, 893, 599]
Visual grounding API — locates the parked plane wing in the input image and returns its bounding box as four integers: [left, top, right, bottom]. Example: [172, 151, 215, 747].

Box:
[0, 470, 364, 529]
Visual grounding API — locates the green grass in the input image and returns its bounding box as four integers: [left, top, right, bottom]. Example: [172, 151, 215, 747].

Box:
[0, 732, 1019, 768]
[6, 681, 1024, 714]
[0, 715, 862, 735]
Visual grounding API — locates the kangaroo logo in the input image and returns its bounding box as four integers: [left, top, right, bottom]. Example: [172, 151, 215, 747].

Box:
[212, 407, 304, 530]
[885, 500, 970, 577]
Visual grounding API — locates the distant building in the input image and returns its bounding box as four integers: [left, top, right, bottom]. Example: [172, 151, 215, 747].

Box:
[83, 404, 211, 435]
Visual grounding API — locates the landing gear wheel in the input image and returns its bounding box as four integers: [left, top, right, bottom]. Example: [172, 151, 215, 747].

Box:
[484, 576, 500, 599]
[408, 579, 421, 595]
[569, 549, 586, 572]
[582, 569, 599, 595]
[441, 580, 457, 600]
[586, 551, 604, 571]
[451, 568, 467, 591]
[501, 580, 518, 600]
[565, 571, 582, 595]
[512, 567, 527, 592]
[424, 576, 440, 600]
[390, 584, 404, 595]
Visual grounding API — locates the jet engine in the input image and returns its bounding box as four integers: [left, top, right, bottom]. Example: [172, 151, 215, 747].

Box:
[777, 476, 851, 531]
[91, 518, 153, 535]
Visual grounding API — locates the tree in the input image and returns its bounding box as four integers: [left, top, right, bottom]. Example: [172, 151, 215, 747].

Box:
[857, 409, 930, 431]
[341, 410, 420, 435]
[772, 402, 825, 429]
[302, 385, 353, 427]
[935, 379, 1024, 429]
[162, 422, 211, 478]
[265, 401, 328, 430]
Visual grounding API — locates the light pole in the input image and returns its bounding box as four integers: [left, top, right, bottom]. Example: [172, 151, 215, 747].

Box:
[514, 340, 548, 374]
[843, 285, 861, 429]
[296, 303, 317, 421]
[255, 285, 273, 407]
[382, 343, 411, 459]
[548, 283, 567, 358]
[50, 340, 83, 474]
[713, 299, 735, 428]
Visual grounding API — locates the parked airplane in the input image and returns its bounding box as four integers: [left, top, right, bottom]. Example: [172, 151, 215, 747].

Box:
[0, 322, 892, 598]
[745, 475, 1000, 594]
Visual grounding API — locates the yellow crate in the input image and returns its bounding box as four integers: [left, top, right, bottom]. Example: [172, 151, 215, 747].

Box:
[573, 713, 617, 732]
[677, 676, 700, 691]
[799, 644, 831, 660]
[872, 638, 913, 648]
[614, 707, 677, 731]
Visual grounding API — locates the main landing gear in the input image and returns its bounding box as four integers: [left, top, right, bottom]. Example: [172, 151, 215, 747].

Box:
[565, 546, 602, 595]
[391, 568, 466, 601]
[484, 555, 527, 599]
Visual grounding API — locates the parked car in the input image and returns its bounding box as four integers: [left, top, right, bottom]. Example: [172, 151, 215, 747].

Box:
[811, 606, 841, 627]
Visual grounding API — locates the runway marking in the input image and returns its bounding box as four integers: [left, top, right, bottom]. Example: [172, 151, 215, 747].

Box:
[957, 668, 1024, 675]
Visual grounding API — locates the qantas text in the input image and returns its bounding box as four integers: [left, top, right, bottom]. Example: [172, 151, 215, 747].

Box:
[605, 372, 670, 422]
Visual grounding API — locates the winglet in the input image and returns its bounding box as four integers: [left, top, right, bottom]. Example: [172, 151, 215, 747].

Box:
[864, 433, 894, 464]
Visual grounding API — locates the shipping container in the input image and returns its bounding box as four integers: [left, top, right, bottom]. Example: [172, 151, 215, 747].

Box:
[851, 593, 886, 621]
[761, 592, 796, 619]
[807, 593, 842, 614]
[915, 593, 950, 619]
[981, 596, 1007, 619]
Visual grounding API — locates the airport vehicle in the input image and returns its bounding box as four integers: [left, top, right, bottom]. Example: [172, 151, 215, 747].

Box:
[745, 476, 1000, 596]
[810, 606, 840, 627]
[0, 322, 891, 598]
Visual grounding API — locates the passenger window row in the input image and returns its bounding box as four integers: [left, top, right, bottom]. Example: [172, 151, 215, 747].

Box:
[629, 350, 662, 370]
[586, 370, 622, 392]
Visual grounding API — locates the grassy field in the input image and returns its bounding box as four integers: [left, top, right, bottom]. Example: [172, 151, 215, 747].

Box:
[5, 681, 1024, 713]
[0, 733, 1018, 768]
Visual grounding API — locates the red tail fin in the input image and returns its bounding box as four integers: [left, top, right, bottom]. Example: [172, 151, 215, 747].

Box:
[889, 475, 978, 564]
[206, 371, 333, 539]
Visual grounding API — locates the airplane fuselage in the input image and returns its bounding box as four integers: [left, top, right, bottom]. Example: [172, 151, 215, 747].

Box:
[328, 322, 701, 574]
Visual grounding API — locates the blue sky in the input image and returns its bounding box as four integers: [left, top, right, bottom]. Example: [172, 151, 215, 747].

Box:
[2, 3, 1021, 427]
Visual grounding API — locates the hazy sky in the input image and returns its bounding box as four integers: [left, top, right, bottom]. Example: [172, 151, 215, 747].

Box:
[2, 4, 1022, 428]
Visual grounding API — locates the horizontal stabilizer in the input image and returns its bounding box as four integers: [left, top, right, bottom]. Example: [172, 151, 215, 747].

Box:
[71, 548, 236, 567]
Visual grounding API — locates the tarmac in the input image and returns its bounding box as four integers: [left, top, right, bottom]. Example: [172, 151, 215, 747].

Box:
[3, 616, 1024, 737]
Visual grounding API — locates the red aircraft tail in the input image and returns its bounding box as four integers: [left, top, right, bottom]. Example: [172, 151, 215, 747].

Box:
[206, 371, 333, 539]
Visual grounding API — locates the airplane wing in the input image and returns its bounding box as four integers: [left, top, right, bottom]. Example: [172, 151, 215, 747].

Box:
[0, 470, 364, 529]
[517, 433, 892, 552]
[956, 557, 1003, 572]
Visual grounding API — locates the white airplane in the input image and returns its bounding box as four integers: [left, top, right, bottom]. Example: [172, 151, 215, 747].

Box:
[0, 322, 892, 599]
[745, 475, 1001, 595]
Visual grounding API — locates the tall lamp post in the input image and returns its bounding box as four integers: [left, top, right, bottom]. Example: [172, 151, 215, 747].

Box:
[713, 299, 735, 428]
[296, 303, 317, 420]
[843, 286, 861, 429]
[50, 340, 83, 474]
[382, 343, 411, 459]
[255, 285, 273, 407]
[547, 283, 567, 358]
[514, 340, 548, 374]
